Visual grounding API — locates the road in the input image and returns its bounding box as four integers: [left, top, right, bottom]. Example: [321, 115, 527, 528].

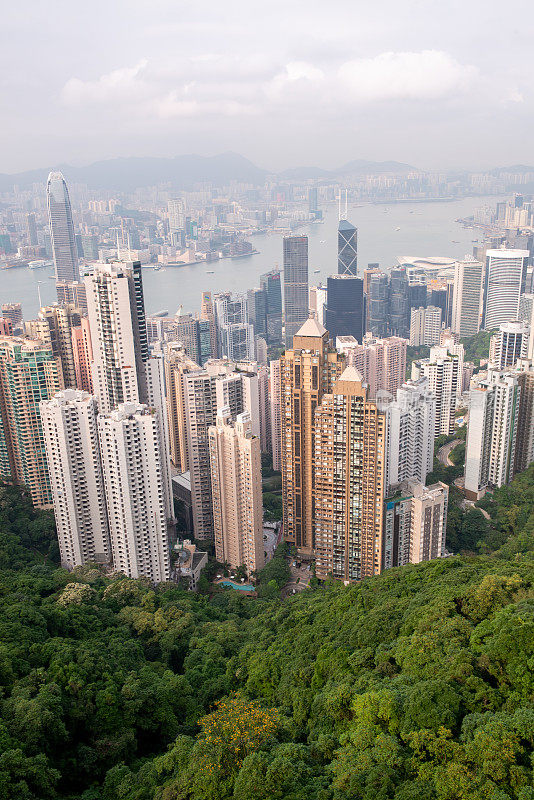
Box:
[281, 561, 311, 598]
[438, 439, 461, 466]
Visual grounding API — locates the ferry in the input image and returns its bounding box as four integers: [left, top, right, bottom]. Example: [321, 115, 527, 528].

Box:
[206, 270, 215, 274]
[28, 259, 53, 269]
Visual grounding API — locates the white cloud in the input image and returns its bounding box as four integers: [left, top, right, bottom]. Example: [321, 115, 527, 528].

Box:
[156, 92, 258, 119]
[338, 50, 477, 102]
[61, 59, 149, 106]
[265, 61, 325, 99]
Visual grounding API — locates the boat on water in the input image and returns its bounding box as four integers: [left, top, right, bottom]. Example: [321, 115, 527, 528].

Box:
[151, 310, 169, 317]
[320, 240, 326, 244]
[28, 259, 53, 269]
[206, 270, 215, 274]
[395, 227, 401, 231]
[314, 269, 320, 273]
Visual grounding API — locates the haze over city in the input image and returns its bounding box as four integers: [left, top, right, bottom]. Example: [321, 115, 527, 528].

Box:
[2, 0, 534, 173]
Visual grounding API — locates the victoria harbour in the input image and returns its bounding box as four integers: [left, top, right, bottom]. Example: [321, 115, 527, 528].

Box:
[0, 195, 500, 318]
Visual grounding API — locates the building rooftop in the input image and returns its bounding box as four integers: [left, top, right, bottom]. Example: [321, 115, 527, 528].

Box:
[295, 316, 327, 338]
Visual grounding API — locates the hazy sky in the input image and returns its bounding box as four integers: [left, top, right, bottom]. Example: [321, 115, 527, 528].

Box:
[2, 0, 533, 173]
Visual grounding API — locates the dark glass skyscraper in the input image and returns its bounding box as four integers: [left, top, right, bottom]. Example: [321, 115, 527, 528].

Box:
[260, 269, 283, 345]
[47, 171, 80, 283]
[324, 275, 365, 342]
[368, 272, 389, 337]
[389, 268, 410, 337]
[409, 282, 428, 311]
[283, 236, 309, 345]
[337, 219, 358, 275]
[247, 287, 268, 338]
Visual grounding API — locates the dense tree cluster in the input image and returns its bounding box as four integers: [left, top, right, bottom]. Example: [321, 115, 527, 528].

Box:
[0, 477, 532, 799]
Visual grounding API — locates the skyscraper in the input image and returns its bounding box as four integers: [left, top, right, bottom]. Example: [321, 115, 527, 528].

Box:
[85, 260, 150, 413]
[200, 291, 218, 358]
[98, 403, 171, 583]
[214, 293, 254, 361]
[0, 337, 62, 507]
[368, 272, 389, 337]
[209, 409, 264, 574]
[260, 270, 283, 345]
[36, 304, 80, 388]
[247, 287, 267, 339]
[41, 390, 110, 570]
[280, 318, 343, 554]
[384, 377, 436, 494]
[464, 371, 520, 499]
[482, 249, 529, 329]
[71, 318, 93, 393]
[412, 345, 463, 435]
[163, 342, 200, 472]
[47, 171, 80, 283]
[283, 236, 309, 345]
[337, 334, 407, 399]
[383, 480, 448, 570]
[409, 306, 442, 346]
[269, 359, 282, 472]
[314, 367, 385, 581]
[324, 275, 365, 342]
[389, 268, 410, 337]
[451, 256, 484, 337]
[337, 219, 358, 275]
[489, 320, 529, 369]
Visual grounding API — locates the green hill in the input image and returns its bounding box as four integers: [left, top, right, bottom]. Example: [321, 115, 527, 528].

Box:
[0, 475, 532, 800]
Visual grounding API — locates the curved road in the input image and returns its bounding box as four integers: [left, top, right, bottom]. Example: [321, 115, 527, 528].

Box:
[438, 438, 461, 466]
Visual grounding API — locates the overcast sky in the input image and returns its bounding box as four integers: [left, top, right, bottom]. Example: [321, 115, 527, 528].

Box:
[2, 0, 533, 173]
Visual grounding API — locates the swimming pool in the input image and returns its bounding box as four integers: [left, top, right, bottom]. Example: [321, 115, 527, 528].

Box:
[220, 580, 255, 592]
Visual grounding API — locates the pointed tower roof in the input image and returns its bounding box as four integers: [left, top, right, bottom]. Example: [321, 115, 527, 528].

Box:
[338, 365, 364, 383]
[295, 316, 327, 338]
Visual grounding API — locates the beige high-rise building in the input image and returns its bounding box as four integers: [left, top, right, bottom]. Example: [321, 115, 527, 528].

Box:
[34, 304, 80, 388]
[209, 409, 264, 574]
[314, 367, 386, 581]
[383, 480, 448, 569]
[269, 359, 282, 471]
[0, 337, 63, 507]
[71, 318, 93, 393]
[515, 358, 534, 475]
[337, 333, 407, 399]
[41, 390, 110, 569]
[98, 403, 171, 583]
[163, 342, 200, 471]
[280, 318, 343, 554]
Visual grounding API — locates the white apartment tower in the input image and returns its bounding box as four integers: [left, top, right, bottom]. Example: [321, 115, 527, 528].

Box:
[489, 320, 529, 370]
[451, 256, 484, 337]
[412, 345, 463, 435]
[384, 377, 436, 494]
[464, 371, 520, 500]
[98, 403, 171, 583]
[209, 409, 264, 574]
[40, 390, 110, 570]
[409, 306, 442, 346]
[483, 249, 529, 329]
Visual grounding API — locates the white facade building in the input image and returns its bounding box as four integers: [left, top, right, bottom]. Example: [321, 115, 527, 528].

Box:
[451, 256, 484, 337]
[489, 320, 530, 370]
[409, 306, 442, 346]
[412, 345, 463, 435]
[384, 377, 436, 494]
[98, 403, 171, 583]
[464, 371, 520, 500]
[41, 390, 110, 570]
[483, 249, 529, 330]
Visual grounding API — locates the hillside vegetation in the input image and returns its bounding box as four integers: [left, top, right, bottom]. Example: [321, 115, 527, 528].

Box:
[0, 478, 532, 800]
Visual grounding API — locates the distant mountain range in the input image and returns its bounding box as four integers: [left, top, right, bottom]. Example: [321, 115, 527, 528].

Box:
[1, 154, 531, 194]
[0, 153, 420, 193]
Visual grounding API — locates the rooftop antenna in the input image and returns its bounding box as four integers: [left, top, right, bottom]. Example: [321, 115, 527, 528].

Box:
[37, 281, 42, 309]
[127, 232, 132, 258]
[116, 230, 121, 261]
[338, 191, 341, 221]
[345, 188, 348, 218]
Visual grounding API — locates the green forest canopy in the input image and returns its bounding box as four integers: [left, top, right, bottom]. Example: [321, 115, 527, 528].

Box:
[0, 470, 532, 800]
